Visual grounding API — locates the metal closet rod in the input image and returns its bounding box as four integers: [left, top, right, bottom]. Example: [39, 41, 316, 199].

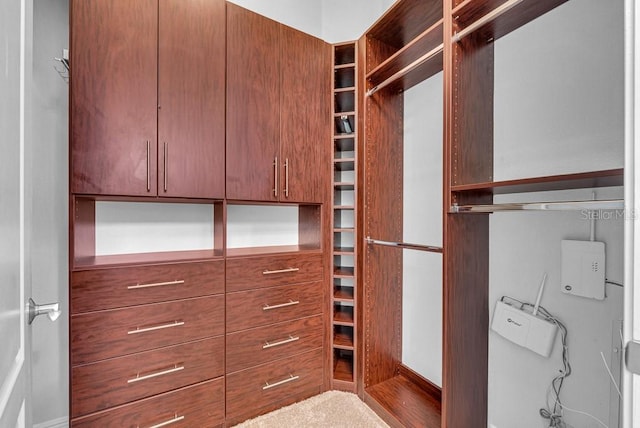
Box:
[365, 237, 443, 253]
[451, 0, 524, 43]
[366, 43, 444, 97]
[450, 199, 625, 213]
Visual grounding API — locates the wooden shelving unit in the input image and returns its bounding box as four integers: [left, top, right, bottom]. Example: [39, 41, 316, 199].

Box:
[330, 41, 358, 392]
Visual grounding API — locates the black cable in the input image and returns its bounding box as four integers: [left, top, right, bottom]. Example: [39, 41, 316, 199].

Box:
[605, 279, 623, 287]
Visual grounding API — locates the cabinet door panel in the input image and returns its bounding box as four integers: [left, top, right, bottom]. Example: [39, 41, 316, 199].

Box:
[280, 27, 331, 203]
[71, 0, 158, 196]
[158, 0, 225, 199]
[226, 4, 280, 201]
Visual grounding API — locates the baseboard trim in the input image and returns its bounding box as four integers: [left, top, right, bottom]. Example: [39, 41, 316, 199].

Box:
[33, 415, 69, 428]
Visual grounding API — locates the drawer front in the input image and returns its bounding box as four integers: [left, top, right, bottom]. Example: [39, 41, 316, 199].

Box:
[71, 295, 224, 365]
[226, 348, 323, 421]
[226, 315, 323, 373]
[226, 281, 323, 332]
[71, 378, 224, 428]
[71, 337, 224, 418]
[226, 253, 323, 292]
[71, 260, 224, 313]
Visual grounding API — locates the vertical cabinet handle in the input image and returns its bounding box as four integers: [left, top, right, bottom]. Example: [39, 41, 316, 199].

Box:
[146, 140, 151, 192]
[163, 142, 168, 192]
[284, 158, 289, 198]
[273, 157, 279, 197]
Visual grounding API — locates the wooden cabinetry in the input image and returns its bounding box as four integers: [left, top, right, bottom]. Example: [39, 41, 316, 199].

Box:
[70, 261, 225, 426]
[224, 252, 325, 425]
[71, 0, 225, 199]
[226, 4, 330, 203]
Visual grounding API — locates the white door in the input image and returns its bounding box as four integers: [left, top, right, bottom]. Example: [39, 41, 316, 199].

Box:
[0, 0, 32, 426]
[625, 0, 640, 426]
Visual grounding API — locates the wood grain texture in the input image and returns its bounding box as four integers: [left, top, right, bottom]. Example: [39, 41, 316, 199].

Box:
[226, 315, 323, 373]
[279, 25, 331, 203]
[226, 281, 323, 333]
[71, 0, 158, 196]
[71, 295, 224, 365]
[71, 337, 224, 417]
[158, 0, 225, 199]
[363, 61, 403, 387]
[71, 378, 224, 428]
[71, 197, 95, 263]
[225, 252, 323, 292]
[442, 215, 489, 428]
[225, 348, 324, 422]
[226, 4, 280, 201]
[71, 260, 224, 313]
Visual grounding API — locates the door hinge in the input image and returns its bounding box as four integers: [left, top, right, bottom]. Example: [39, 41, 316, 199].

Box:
[626, 340, 640, 375]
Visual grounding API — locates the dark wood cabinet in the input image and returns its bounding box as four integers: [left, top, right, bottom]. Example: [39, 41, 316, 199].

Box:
[71, 0, 225, 199]
[71, 0, 158, 197]
[226, 4, 330, 203]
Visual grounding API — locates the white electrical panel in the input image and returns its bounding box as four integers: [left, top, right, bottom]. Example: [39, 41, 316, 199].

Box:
[560, 239, 605, 300]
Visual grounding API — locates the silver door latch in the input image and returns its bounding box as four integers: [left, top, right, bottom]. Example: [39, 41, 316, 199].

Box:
[626, 340, 640, 375]
[27, 298, 61, 325]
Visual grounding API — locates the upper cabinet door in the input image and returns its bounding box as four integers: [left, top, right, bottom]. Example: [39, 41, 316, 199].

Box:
[226, 4, 280, 202]
[158, 0, 225, 199]
[71, 0, 158, 196]
[279, 27, 331, 203]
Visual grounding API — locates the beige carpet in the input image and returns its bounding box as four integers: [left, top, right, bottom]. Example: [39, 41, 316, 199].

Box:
[232, 391, 390, 427]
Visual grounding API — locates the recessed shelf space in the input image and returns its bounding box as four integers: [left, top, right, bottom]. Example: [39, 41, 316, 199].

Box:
[451, 0, 569, 43]
[334, 285, 355, 302]
[334, 266, 355, 278]
[335, 67, 355, 89]
[333, 349, 354, 382]
[71, 197, 223, 270]
[333, 304, 354, 325]
[333, 158, 355, 171]
[334, 43, 355, 66]
[334, 136, 355, 152]
[335, 91, 355, 113]
[333, 325, 354, 349]
[334, 114, 355, 136]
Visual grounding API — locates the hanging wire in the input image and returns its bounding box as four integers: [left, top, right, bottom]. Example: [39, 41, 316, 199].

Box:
[53, 57, 69, 83]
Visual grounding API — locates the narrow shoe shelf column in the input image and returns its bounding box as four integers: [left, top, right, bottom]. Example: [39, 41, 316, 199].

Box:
[331, 41, 358, 392]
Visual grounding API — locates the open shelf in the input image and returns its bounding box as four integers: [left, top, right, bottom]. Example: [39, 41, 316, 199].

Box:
[333, 325, 354, 349]
[334, 266, 355, 278]
[333, 349, 354, 382]
[365, 374, 441, 428]
[226, 244, 322, 258]
[333, 246, 354, 255]
[366, 20, 443, 94]
[333, 159, 355, 171]
[451, 0, 569, 43]
[73, 249, 223, 271]
[451, 168, 623, 195]
[333, 305, 354, 325]
[333, 182, 355, 191]
[334, 286, 355, 302]
[334, 137, 355, 152]
[334, 43, 355, 66]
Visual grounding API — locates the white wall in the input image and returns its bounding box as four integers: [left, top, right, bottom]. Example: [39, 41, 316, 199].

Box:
[402, 72, 443, 386]
[30, 0, 68, 425]
[489, 0, 625, 427]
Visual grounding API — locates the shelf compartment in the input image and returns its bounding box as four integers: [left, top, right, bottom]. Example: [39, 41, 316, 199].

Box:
[334, 43, 355, 66]
[334, 182, 355, 191]
[334, 114, 355, 135]
[333, 325, 354, 349]
[333, 246, 355, 255]
[333, 304, 354, 325]
[334, 266, 355, 278]
[451, 0, 569, 43]
[365, 373, 441, 428]
[335, 67, 355, 89]
[334, 138, 355, 154]
[335, 91, 355, 114]
[333, 159, 355, 171]
[366, 20, 443, 95]
[333, 349, 354, 382]
[451, 168, 623, 195]
[334, 286, 355, 302]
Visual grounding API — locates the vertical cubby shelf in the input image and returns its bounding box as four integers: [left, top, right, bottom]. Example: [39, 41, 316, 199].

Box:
[331, 42, 358, 391]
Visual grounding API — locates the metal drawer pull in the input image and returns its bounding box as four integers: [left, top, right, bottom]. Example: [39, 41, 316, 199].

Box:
[284, 158, 289, 197]
[146, 140, 151, 192]
[263, 300, 299, 311]
[273, 156, 278, 197]
[128, 321, 185, 335]
[128, 364, 184, 384]
[262, 267, 300, 275]
[262, 374, 299, 390]
[141, 414, 185, 428]
[128, 280, 185, 290]
[263, 335, 300, 349]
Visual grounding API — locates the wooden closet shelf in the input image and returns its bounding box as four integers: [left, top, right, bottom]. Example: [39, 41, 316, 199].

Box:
[333, 331, 354, 350]
[73, 249, 223, 271]
[333, 227, 354, 233]
[366, 20, 443, 95]
[334, 111, 355, 117]
[333, 354, 354, 382]
[333, 134, 355, 140]
[333, 205, 355, 210]
[451, 0, 569, 43]
[333, 246, 355, 254]
[450, 168, 623, 195]
[334, 62, 355, 70]
[334, 286, 355, 302]
[333, 182, 355, 190]
[333, 159, 355, 171]
[365, 374, 441, 428]
[333, 306, 354, 325]
[334, 86, 355, 93]
[225, 245, 321, 258]
[334, 267, 355, 278]
[366, 0, 443, 50]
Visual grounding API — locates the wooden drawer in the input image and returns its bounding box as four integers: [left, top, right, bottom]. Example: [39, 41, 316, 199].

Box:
[71, 260, 224, 313]
[226, 253, 323, 292]
[71, 378, 224, 428]
[226, 315, 323, 373]
[71, 337, 224, 418]
[71, 295, 224, 365]
[226, 348, 323, 422]
[226, 281, 323, 332]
